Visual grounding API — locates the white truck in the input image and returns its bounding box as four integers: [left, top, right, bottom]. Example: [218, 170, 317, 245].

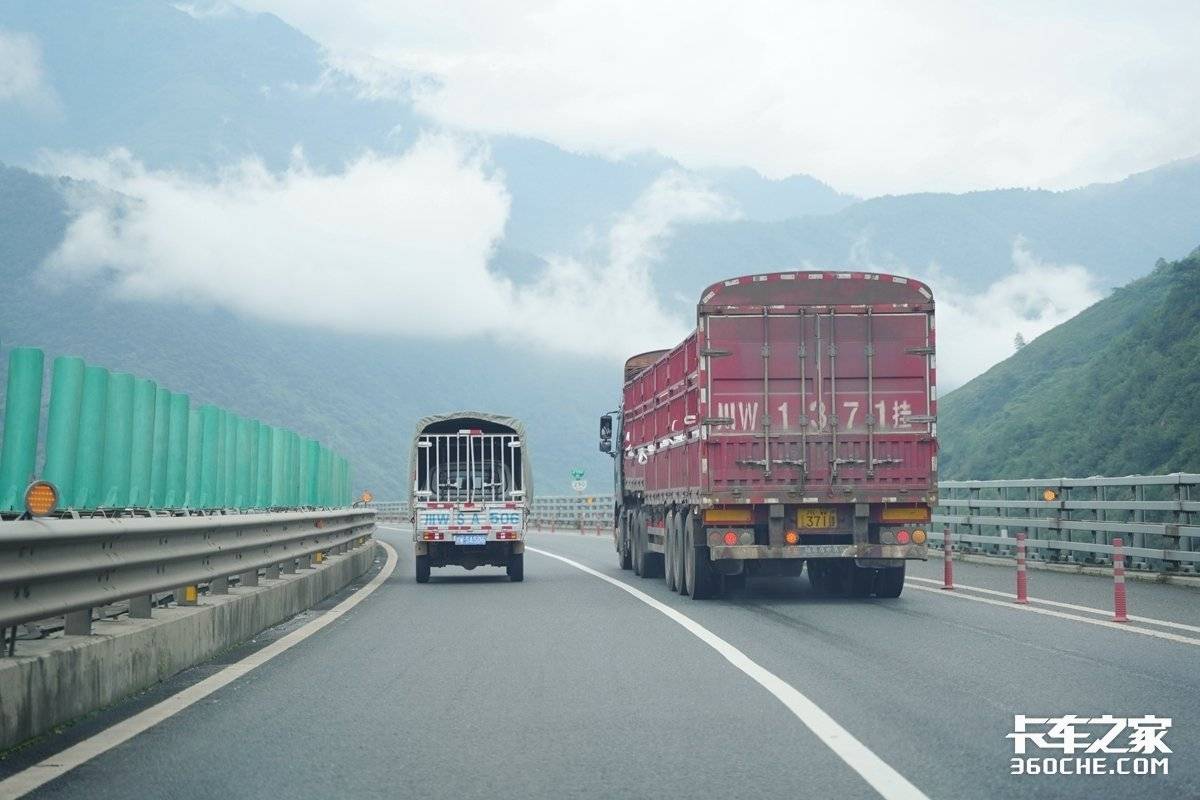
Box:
[409, 412, 531, 583]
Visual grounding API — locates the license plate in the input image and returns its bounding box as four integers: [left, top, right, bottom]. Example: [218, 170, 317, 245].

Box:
[454, 534, 487, 546]
[798, 508, 837, 529]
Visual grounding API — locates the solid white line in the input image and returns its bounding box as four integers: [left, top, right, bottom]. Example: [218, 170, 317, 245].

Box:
[905, 583, 1200, 646]
[906, 576, 1200, 634]
[527, 546, 929, 800]
[0, 541, 398, 800]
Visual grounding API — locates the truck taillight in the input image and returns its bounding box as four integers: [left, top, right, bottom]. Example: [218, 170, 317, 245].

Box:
[422, 531, 444, 541]
[785, 530, 799, 545]
[912, 529, 927, 544]
[722, 531, 738, 546]
[896, 529, 911, 544]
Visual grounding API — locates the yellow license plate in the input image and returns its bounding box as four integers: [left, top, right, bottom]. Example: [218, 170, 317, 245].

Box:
[798, 508, 837, 529]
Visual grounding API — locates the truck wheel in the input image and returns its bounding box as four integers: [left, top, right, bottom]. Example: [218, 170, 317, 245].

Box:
[618, 511, 633, 570]
[664, 511, 678, 591]
[632, 511, 645, 576]
[684, 519, 716, 599]
[507, 552, 524, 582]
[875, 564, 905, 598]
[848, 564, 874, 597]
[415, 554, 430, 584]
[807, 561, 829, 595]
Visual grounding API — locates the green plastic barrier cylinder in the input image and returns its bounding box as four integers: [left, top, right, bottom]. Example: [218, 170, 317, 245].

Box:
[304, 439, 320, 506]
[234, 416, 251, 508]
[0, 348, 45, 511]
[318, 446, 331, 506]
[288, 431, 301, 507]
[246, 419, 260, 508]
[72, 366, 109, 509]
[214, 410, 228, 508]
[269, 426, 287, 507]
[100, 372, 135, 508]
[127, 378, 157, 508]
[255, 423, 271, 508]
[223, 413, 237, 508]
[199, 405, 221, 508]
[148, 387, 170, 508]
[43, 356, 85, 505]
[184, 408, 202, 507]
[165, 393, 189, 507]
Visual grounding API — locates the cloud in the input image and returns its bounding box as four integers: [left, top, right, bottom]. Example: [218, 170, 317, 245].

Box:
[230, 1, 1200, 197]
[41, 141, 730, 360]
[923, 238, 1104, 389]
[0, 29, 57, 109]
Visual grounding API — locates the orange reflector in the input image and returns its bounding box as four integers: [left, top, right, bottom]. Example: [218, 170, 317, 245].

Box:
[24, 481, 58, 517]
[912, 529, 927, 544]
[1042, 489, 1059, 502]
[705, 508, 753, 524]
[784, 530, 800, 545]
[722, 531, 739, 546]
[880, 507, 930, 523]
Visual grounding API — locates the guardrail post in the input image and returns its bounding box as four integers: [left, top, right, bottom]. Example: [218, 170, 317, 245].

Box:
[297, 552, 312, 569]
[43, 356, 85, 507]
[1015, 532, 1029, 604]
[210, 576, 229, 594]
[280, 557, 295, 574]
[941, 528, 954, 590]
[64, 609, 92, 635]
[0, 347, 45, 512]
[72, 365, 109, 509]
[129, 596, 153, 618]
[1112, 538, 1129, 622]
[265, 562, 281, 580]
[240, 568, 259, 587]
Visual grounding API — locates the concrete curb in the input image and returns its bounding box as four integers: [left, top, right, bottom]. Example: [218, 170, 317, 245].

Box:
[0, 540, 378, 751]
[941, 550, 1200, 589]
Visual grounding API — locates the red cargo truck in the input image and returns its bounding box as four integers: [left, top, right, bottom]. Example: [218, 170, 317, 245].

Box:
[600, 271, 937, 599]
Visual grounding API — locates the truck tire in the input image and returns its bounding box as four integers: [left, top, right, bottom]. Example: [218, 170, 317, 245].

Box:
[807, 561, 830, 595]
[664, 511, 678, 591]
[618, 511, 633, 570]
[632, 511, 645, 576]
[848, 564, 874, 597]
[635, 512, 663, 579]
[684, 515, 716, 599]
[507, 552, 524, 582]
[875, 564, 905, 598]
[415, 554, 430, 584]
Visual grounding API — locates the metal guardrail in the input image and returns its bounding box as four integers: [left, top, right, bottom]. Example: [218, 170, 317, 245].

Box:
[371, 474, 1200, 571]
[0, 508, 377, 642]
[933, 475, 1199, 572]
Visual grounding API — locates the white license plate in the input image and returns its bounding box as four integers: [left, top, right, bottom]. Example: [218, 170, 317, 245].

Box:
[454, 534, 487, 546]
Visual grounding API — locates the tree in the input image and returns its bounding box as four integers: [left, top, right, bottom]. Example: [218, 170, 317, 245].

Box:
[1014, 332, 1027, 350]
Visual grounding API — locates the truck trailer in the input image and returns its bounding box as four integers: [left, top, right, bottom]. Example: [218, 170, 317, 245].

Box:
[410, 412, 531, 583]
[601, 271, 937, 599]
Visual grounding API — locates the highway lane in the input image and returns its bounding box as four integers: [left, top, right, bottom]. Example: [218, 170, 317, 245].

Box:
[8, 526, 1199, 799]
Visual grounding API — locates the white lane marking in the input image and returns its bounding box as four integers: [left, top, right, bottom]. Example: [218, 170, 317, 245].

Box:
[527, 546, 929, 800]
[905, 583, 1200, 646]
[0, 542, 399, 800]
[907, 576, 1200, 633]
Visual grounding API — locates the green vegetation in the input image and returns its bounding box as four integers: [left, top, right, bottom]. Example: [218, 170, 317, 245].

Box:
[938, 249, 1200, 478]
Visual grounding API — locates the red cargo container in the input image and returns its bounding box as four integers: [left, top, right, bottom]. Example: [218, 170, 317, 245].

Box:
[601, 271, 937, 599]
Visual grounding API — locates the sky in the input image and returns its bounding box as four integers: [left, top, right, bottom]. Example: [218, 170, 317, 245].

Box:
[8, 0, 1194, 390]
[232, 0, 1200, 197]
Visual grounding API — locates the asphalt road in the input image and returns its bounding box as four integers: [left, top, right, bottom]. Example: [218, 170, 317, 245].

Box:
[5, 526, 1198, 800]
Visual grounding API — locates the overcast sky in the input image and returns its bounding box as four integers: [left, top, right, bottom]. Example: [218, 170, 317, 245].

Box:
[234, 0, 1200, 196]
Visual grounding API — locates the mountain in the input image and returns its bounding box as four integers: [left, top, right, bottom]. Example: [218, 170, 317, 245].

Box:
[937, 249, 1200, 479]
[656, 157, 1200, 310]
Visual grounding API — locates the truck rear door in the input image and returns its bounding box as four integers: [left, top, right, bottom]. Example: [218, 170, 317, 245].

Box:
[704, 307, 933, 492]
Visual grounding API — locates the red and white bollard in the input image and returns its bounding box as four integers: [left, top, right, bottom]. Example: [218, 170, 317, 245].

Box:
[1015, 532, 1029, 604]
[941, 529, 954, 590]
[1112, 537, 1129, 622]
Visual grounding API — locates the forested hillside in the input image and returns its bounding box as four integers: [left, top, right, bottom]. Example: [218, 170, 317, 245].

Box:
[938, 249, 1200, 478]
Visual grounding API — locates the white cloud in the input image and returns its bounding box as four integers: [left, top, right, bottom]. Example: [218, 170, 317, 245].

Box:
[0, 29, 57, 109]
[41, 142, 729, 360]
[923, 238, 1104, 389]
[231, 0, 1200, 197]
